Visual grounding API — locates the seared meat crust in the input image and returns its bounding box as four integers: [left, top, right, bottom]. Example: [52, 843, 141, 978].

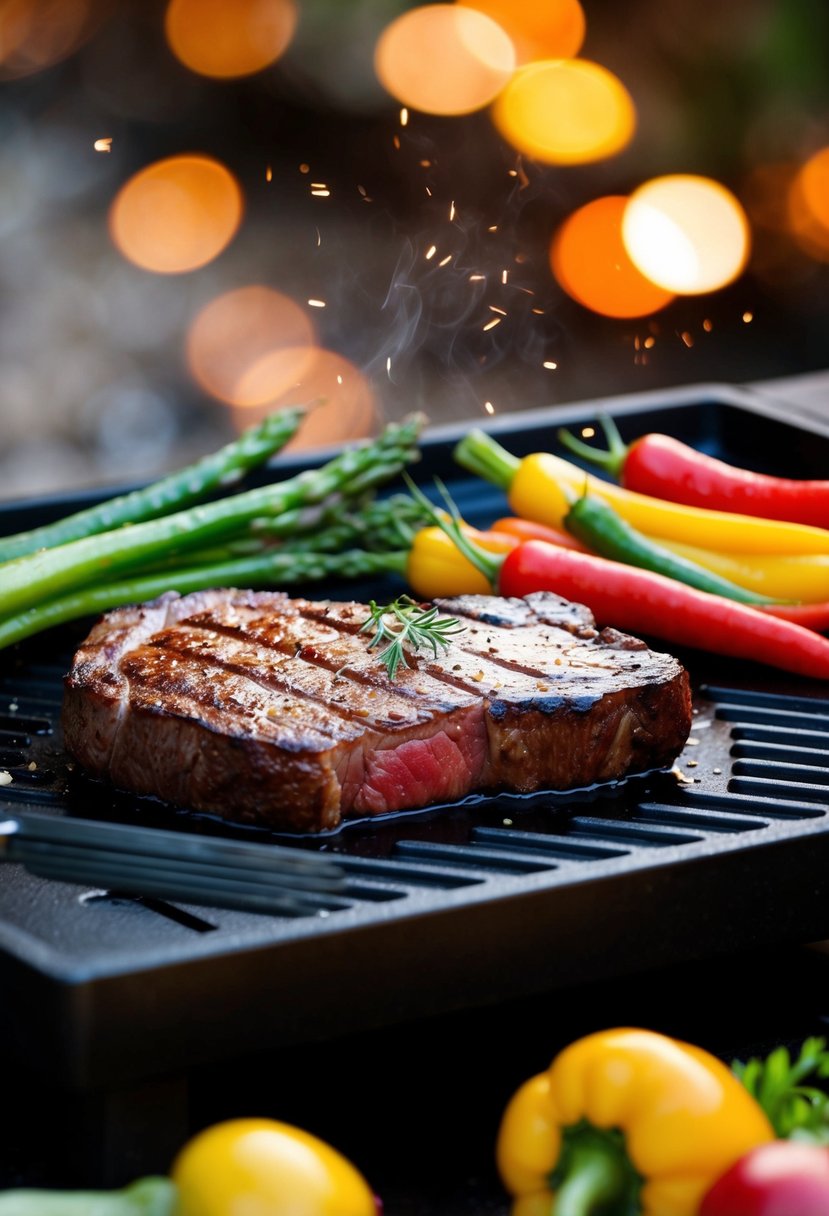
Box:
[62, 590, 692, 832]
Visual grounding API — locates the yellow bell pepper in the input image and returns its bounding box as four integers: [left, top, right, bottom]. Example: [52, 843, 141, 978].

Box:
[406, 524, 516, 598]
[496, 1028, 774, 1216]
[171, 1118, 377, 1216]
[455, 430, 829, 556]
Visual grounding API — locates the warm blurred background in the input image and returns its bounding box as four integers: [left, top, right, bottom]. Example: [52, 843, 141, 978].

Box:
[0, 0, 828, 500]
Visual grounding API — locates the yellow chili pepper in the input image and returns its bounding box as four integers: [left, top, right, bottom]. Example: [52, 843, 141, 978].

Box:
[496, 1028, 774, 1216]
[406, 524, 516, 598]
[455, 430, 829, 556]
[657, 539, 829, 603]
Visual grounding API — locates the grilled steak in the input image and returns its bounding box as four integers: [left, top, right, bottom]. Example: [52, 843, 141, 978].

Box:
[62, 589, 692, 832]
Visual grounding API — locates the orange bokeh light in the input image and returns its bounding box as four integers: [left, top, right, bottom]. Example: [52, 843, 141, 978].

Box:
[109, 155, 243, 275]
[550, 196, 674, 318]
[187, 286, 317, 408]
[374, 4, 515, 117]
[0, 0, 99, 79]
[165, 0, 297, 79]
[788, 147, 829, 261]
[461, 0, 585, 64]
[230, 349, 377, 451]
[492, 58, 636, 165]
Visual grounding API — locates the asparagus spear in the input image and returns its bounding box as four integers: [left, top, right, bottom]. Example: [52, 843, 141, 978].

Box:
[0, 548, 409, 651]
[0, 499, 422, 649]
[0, 1177, 176, 1215]
[255, 494, 425, 553]
[0, 408, 306, 565]
[0, 417, 423, 620]
[117, 496, 425, 567]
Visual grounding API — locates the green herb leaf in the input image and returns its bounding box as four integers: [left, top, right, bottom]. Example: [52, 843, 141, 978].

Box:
[733, 1037, 829, 1141]
[359, 595, 465, 680]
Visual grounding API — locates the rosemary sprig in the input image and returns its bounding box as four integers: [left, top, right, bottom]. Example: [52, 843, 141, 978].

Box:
[359, 594, 466, 680]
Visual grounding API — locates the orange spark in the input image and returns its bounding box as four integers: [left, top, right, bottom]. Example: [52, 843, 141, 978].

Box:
[94, 137, 113, 153]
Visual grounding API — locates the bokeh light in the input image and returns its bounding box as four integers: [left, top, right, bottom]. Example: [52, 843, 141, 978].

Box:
[492, 59, 636, 165]
[623, 175, 751, 294]
[374, 4, 515, 117]
[462, 0, 585, 64]
[788, 148, 829, 261]
[109, 155, 243, 275]
[550, 196, 674, 318]
[230, 349, 377, 451]
[0, 0, 100, 79]
[799, 148, 829, 232]
[165, 0, 297, 79]
[187, 286, 317, 408]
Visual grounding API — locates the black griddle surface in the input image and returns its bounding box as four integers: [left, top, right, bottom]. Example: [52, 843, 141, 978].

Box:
[2, 382, 829, 1090]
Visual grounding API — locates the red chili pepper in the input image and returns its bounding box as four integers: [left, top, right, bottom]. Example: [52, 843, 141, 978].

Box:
[559, 415, 829, 528]
[761, 601, 829, 632]
[699, 1141, 829, 1216]
[489, 516, 588, 552]
[499, 542, 829, 678]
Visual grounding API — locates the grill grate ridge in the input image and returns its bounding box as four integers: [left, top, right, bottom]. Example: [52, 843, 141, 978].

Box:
[471, 827, 628, 860]
[732, 758, 829, 786]
[731, 740, 829, 764]
[702, 685, 829, 714]
[630, 802, 767, 833]
[393, 840, 557, 875]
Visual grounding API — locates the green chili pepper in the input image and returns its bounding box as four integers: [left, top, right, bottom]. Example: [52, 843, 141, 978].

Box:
[563, 491, 782, 606]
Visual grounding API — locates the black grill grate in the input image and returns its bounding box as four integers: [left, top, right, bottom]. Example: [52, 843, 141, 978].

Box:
[4, 383, 829, 1089]
[2, 664, 828, 919]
